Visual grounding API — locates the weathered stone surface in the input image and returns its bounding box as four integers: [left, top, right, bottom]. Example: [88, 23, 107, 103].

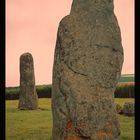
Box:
[52, 0, 123, 139]
[123, 102, 134, 117]
[18, 53, 38, 110]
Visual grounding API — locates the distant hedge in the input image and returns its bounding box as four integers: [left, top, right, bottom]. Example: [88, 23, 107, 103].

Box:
[6, 85, 52, 100]
[6, 87, 20, 100]
[36, 85, 51, 98]
[114, 84, 134, 98]
[6, 84, 134, 100]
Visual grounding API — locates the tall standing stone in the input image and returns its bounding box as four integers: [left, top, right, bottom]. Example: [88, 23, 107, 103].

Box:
[18, 53, 38, 110]
[52, 0, 124, 139]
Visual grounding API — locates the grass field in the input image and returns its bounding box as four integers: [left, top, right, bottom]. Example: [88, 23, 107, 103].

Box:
[118, 74, 134, 83]
[6, 98, 134, 140]
[121, 74, 134, 77]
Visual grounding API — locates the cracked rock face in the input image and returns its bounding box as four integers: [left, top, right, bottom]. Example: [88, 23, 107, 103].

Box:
[18, 53, 38, 110]
[52, 0, 123, 139]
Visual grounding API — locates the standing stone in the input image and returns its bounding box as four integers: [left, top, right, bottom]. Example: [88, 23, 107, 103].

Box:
[52, 0, 124, 140]
[18, 53, 38, 110]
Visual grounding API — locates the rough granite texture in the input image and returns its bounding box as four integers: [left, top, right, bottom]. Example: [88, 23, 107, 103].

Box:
[18, 53, 38, 110]
[52, 0, 124, 139]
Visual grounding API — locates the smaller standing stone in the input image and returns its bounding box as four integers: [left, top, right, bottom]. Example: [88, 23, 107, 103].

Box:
[18, 53, 38, 110]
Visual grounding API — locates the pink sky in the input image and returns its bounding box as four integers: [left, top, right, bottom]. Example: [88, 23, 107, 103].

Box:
[6, 0, 134, 87]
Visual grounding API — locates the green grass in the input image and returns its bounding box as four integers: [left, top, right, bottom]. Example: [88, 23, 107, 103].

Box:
[119, 115, 134, 140]
[115, 98, 134, 106]
[119, 76, 134, 82]
[115, 98, 135, 140]
[6, 99, 52, 140]
[6, 98, 134, 140]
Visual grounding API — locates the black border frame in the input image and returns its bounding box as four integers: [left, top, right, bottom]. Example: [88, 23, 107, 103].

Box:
[2, 0, 137, 140]
[0, 0, 5, 139]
